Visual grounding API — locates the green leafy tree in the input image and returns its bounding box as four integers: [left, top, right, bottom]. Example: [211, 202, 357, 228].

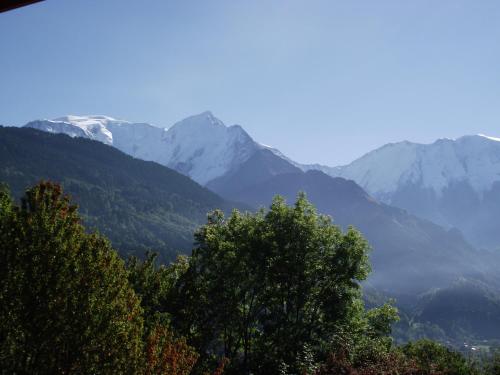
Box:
[127, 252, 189, 331]
[171, 193, 392, 374]
[0, 182, 144, 374]
[402, 339, 479, 375]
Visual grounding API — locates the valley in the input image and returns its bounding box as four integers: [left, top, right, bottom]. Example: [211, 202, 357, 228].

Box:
[4, 112, 500, 348]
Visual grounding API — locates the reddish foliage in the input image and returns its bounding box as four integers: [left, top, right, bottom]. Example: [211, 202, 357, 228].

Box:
[144, 325, 199, 375]
[210, 357, 229, 375]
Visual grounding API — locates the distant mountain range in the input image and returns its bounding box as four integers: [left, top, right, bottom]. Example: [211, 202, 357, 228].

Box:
[7, 111, 500, 344]
[25, 112, 500, 251]
[19, 113, 500, 294]
[213, 166, 493, 293]
[319, 135, 500, 251]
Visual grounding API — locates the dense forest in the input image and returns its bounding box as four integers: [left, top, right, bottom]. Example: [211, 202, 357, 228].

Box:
[1, 181, 500, 374]
[0, 126, 245, 262]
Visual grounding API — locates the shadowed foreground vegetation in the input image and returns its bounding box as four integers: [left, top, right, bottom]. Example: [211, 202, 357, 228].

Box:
[1, 182, 499, 374]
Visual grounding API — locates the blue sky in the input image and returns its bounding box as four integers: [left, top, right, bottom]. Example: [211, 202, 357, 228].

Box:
[1, 0, 499, 165]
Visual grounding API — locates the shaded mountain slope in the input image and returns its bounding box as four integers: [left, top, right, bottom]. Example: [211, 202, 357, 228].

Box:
[322, 135, 500, 250]
[0, 126, 244, 261]
[206, 148, 302, 197]
[392, 279, 500, 342]
[210, 167, 487, 294]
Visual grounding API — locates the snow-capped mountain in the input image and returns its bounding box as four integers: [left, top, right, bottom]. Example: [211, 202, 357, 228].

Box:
[330, 135, 500, 199]
[19, 114, 500, 291]
[320, 135, 500, 249]
[27, 115, 116, 145]
[154, 113, 258, 184]
[25, 112, 265, 185]
[24, 112, 500, 249]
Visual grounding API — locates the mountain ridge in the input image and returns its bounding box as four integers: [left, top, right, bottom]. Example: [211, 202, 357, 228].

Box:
[207, 162, 490, 294]
[319, 135, 500, 249]
[25, 112, 264, 185]
[0, 125, 247, 261]
[23, 113, 500, 250]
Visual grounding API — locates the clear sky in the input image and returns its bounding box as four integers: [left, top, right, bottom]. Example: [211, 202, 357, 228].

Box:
[1, 0, 500, 165]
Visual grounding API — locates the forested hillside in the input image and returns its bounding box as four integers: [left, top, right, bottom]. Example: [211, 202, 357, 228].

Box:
[0, 126, 244, 260]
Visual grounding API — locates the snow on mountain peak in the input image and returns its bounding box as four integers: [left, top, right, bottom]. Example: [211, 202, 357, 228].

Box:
[329, 135, 500, 200]
[477, 133, 500, 142]
[26, 116, 116, 145]
[159, 112, 258, 184]
[24, 111, 268, 185]
[23, 110, 500, 199]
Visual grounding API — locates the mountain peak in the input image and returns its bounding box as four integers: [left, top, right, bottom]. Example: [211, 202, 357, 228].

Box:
[159, 112, 261, 184]
[328, 133, 500, 200]
[23, 112, 294, 186]
[170, 111, 225, 130]
[199, 110, 215, 118]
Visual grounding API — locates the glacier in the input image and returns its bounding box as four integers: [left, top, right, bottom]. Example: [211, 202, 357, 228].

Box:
[25, 111, 264, 185]
[325, 135, 500, 199]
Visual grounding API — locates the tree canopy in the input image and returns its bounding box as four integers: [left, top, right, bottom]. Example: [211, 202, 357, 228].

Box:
[0, 182, 488, 374]
[0, 182, 200, 375]
[0, 182, 144, 373]
[169, 193, 397, 374]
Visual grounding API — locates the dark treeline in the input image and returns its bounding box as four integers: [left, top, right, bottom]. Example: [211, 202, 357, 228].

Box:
[1, 181, 499, 374]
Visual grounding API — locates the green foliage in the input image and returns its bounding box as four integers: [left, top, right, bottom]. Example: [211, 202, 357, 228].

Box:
[0, 182, 144, 373]
[316, 350, 418, 375]
[0, 126, 243, 261]
[366, 302, 399, 338]
[0, 183, 12, 222]
[347, 303, 400, 369]
[0, 180, 484, 374]
[402, 339, 479, 375]
[127, 252, 189, 331]
[170, 193, 393, 374]
[317, 338, 482, 375]
[483, 349, 500, 375]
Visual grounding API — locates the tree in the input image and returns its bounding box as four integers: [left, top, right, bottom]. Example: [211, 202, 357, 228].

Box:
[402, 339, 479, 375]
[127, 252, 189, 332]
[144, 324, 198, 375]
[126, 253, 210, 375]
[170, 193, 392, 374]
[0, 182, 144, 373]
